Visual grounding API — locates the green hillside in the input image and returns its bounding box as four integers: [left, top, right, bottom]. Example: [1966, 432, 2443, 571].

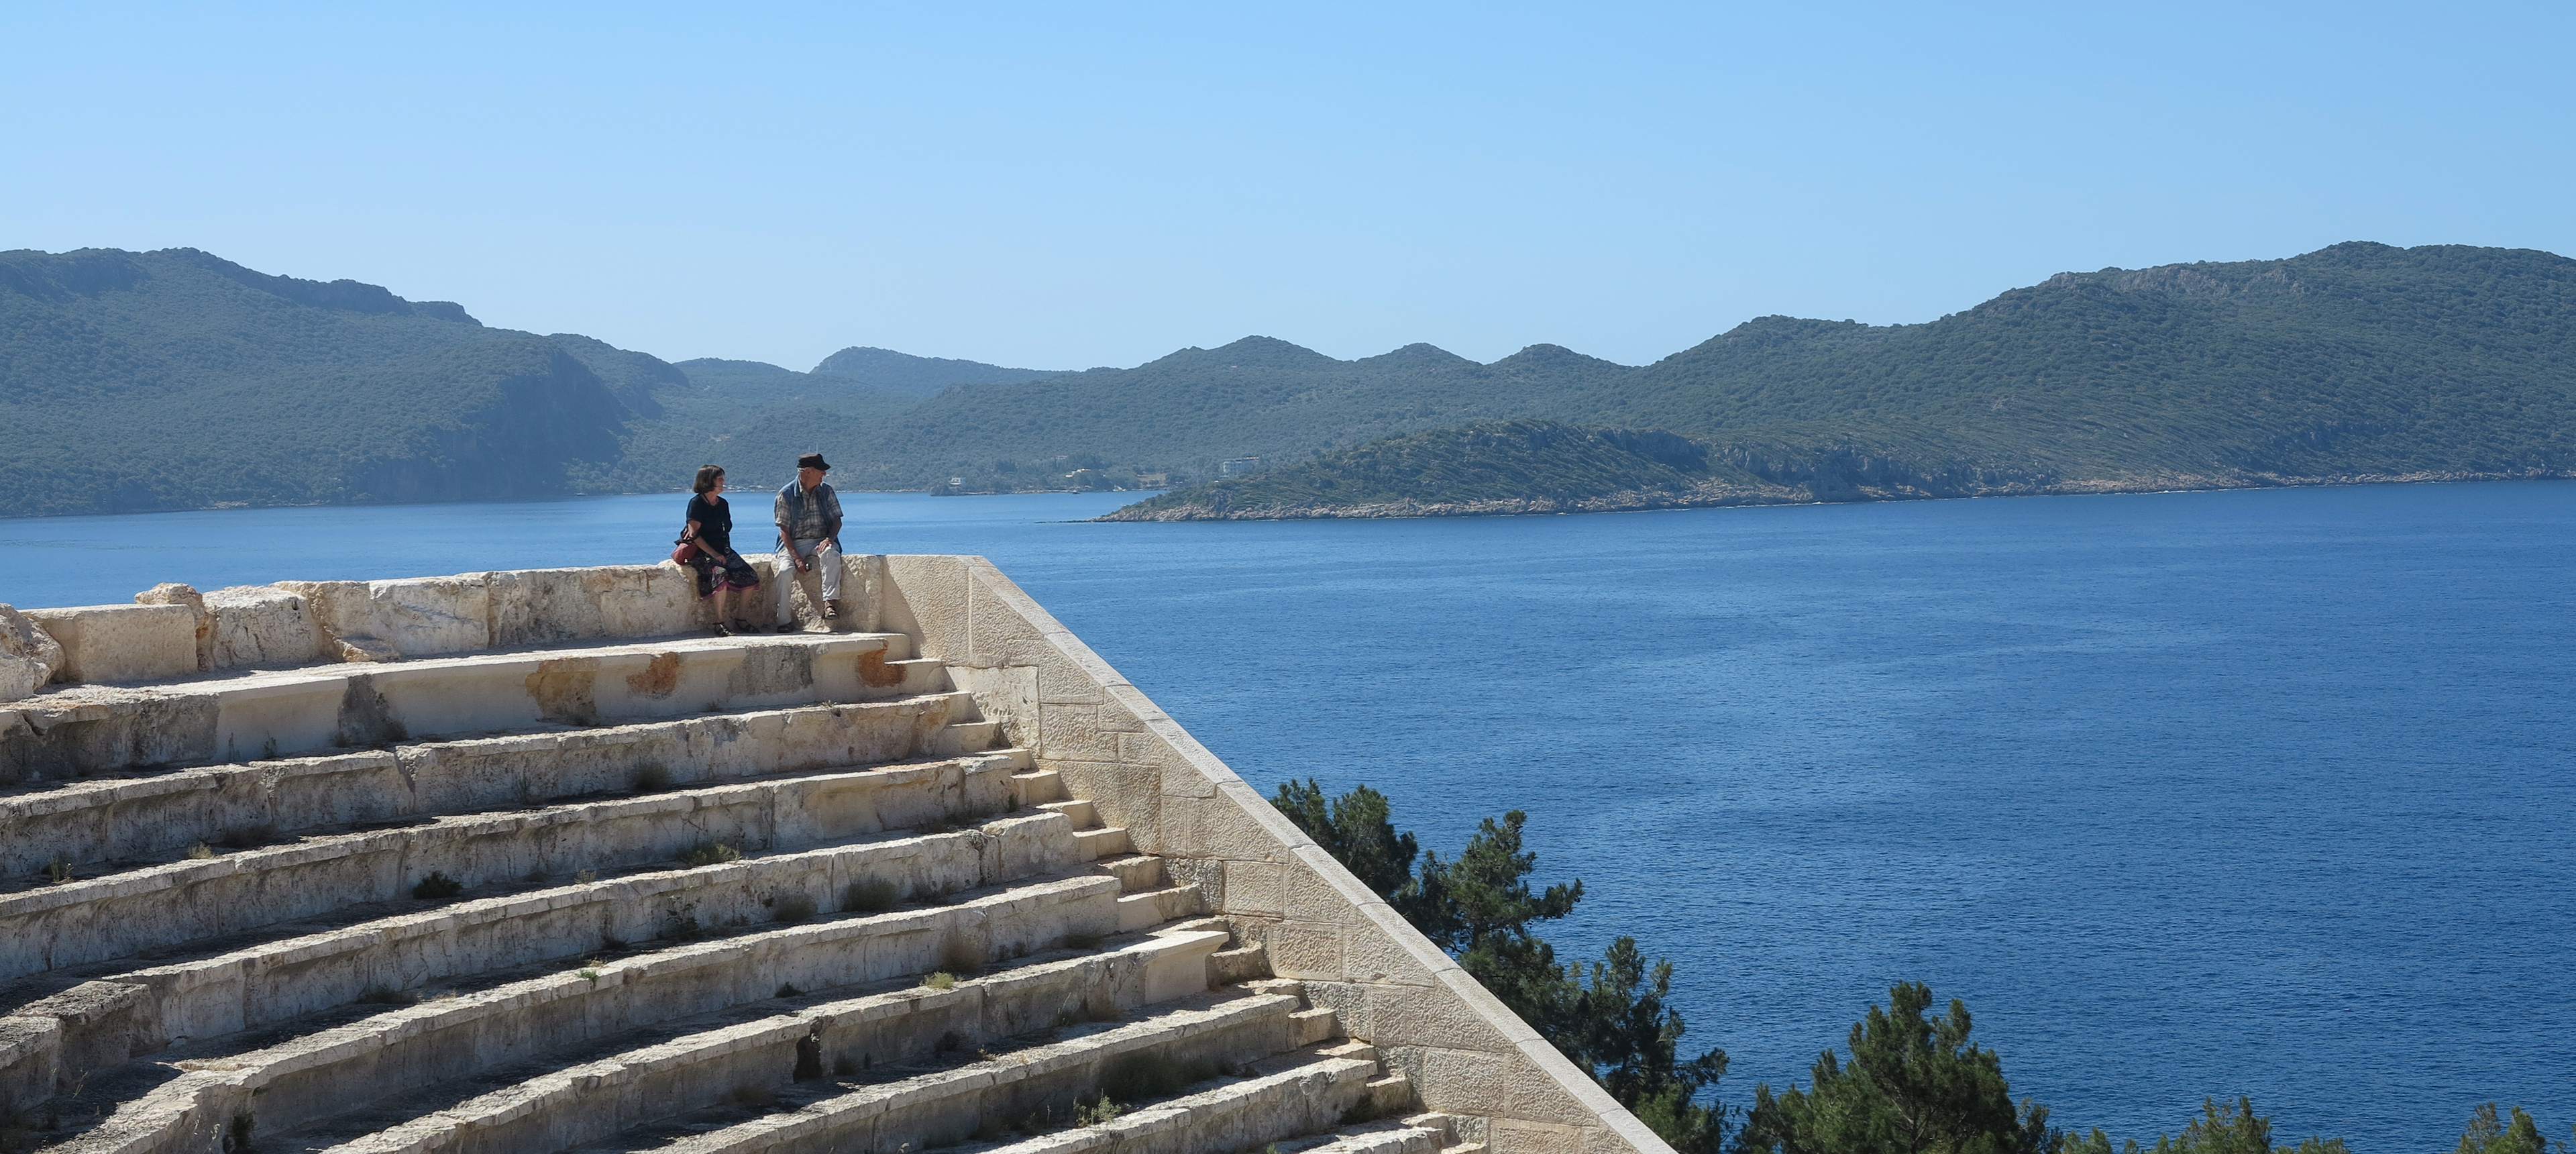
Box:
[1098, 421, 1809, 519]
[1593, 242, 2576, 484]
[0, 248, 637, 516]
[808, 346, 1065, 397]
[834, 336, 1638, 492]
[8, 240, 2571, 520]
[581, 358, 926, 494]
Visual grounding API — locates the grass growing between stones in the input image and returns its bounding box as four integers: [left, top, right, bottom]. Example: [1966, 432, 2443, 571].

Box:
[411, 871, 465, 899]
[843, 876, 900, 913]
[771, 892, 818, 922]
[676, 841, 742, 868]
[1073, 1094, 1125, 1126]
[922, 972, 957, 990]
[633, 763, 674, 793]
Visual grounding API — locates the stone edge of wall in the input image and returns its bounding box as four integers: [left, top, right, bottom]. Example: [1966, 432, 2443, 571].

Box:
[0, 557, 878, 700]
[877, 554, 1673, 1154]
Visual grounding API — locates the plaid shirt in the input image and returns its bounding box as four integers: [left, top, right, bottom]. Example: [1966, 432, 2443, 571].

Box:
[775, 481, 842, 541]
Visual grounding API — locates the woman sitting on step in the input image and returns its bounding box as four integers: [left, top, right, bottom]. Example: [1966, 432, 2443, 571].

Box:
[680, 465, 763, 635]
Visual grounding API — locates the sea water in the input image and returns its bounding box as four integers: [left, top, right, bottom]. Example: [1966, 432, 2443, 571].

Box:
[5, 481, 2571, 1152]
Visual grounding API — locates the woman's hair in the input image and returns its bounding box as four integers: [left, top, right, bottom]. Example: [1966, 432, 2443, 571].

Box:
[692, 465, 725, 494]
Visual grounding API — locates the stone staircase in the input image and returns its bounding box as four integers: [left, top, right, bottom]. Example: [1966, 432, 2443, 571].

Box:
[0, 627, 1454, 1154]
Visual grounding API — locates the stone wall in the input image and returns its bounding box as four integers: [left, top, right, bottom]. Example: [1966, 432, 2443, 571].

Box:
[0, 556, 877, 700]
[0, 556, 1674, 1154]
[874, 556, 1668, 1154]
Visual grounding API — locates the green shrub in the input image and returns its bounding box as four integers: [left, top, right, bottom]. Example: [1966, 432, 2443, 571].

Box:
[1073, 1094, 1124, 1127]
[676, 841, 742, 868]
[633, 764, 673, 793]
[843, 877, 900, 913]
[411, 872, 465, 899]
[772, 892, 818, 923]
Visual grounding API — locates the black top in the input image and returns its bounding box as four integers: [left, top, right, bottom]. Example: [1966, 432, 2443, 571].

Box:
[685, 494, 733, 554]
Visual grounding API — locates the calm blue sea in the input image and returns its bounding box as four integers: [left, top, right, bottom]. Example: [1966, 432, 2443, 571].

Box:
[5, 482, 2571, 1153]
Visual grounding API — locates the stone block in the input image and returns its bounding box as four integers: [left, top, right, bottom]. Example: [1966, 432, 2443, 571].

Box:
[281, 574, 492, 660]
[25, 604, 201, 684]
[132, 583, 213, 672]
[204, 585, 325, 670]
[0, 604, 64, 702]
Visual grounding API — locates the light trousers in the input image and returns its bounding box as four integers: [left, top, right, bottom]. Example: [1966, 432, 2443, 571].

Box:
[775, 538, 843, 624]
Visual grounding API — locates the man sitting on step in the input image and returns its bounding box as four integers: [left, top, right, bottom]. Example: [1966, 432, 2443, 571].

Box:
[772, 451, 845, 631]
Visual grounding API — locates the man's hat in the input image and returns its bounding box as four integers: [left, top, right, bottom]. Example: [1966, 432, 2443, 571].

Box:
[798, 452, 831, 472]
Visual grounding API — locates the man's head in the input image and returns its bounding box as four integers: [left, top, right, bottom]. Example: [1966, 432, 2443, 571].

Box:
[796, 452, 830, 489]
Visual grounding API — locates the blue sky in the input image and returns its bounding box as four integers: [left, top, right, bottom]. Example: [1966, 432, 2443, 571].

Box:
[5, 2, 2569, 370]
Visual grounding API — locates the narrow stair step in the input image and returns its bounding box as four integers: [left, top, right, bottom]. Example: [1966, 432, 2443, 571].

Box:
[570, 986, 1305, 1154]
[272, 925, 1238, 1154]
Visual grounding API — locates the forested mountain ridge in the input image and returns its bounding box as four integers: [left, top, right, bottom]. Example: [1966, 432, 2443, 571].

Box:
[1589, 242, 2576, 484]
[6, 241, 2571, 519]
[808, 346, 1065, 396]
[1112, 244, 2576, 519]
[1, 248, 637, 516]
[830, 335, 1638, 492]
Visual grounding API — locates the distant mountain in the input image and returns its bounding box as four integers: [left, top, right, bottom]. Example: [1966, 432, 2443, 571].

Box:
[1587, 242, 2576, 486]
[0, 248, 640, 517]
[809, 346, 1063, 397]
[833, 336, 1638, 492]
[11, 240, 2569, 521]
[1098, 421, 1810, 520]
[584, 358, 924, 494]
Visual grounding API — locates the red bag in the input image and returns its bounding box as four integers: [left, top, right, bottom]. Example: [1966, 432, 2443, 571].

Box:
[672, 535, 702, 566]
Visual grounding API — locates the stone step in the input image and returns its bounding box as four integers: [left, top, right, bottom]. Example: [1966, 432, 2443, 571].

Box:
[1073, 827, 1133, 861]
[1038, 798, 1097, 829]
[1, 694, 985, 880]
[1, 631, 934, 786]
[1208, 939, 1271, 987]
[1092, 853, 1166, 893]
[0, 812, 1094, 1101]
[958, 1044, 1387, 1154]
[0, 750, 1032, 985]
[571, 986, 1307, 1154]
[44, 876, 1151, 1154]
[931, 719, 1004, 757]
[268, 924, 1234, 1154]
[1292, 1123, 1451, 1154]
[1012, 768, 1066, 806]
[1116, 885, 1209, 934]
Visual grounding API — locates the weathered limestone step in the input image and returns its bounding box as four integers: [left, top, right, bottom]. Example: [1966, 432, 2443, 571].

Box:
[958, 1043, 1386, 1154]
[0, 750, 1030, 983]
[1288, 1122, 1451, 1154]
[1073, 827, 1134, 861]
[1116, 884, 1209, 933]
[1093, 853, 1166, 893]
[1012, 768, 1065, 806]
[569, 986, 1306, 1154]
[48, 876, 1146, 1154]
[0, 630, 938, 786]
[931, 719, 1003, 757]
[1207, 939, 1271, 986]
[0, 812, 1090, 1105]
[1, 694, 988, 879]
[276, 925, 1235, 1154]
[1038, 798, 1096, 828]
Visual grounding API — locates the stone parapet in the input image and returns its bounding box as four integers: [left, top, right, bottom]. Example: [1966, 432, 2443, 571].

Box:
[875, 556, 1673, 1154]
[0, 556, 892, 702]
